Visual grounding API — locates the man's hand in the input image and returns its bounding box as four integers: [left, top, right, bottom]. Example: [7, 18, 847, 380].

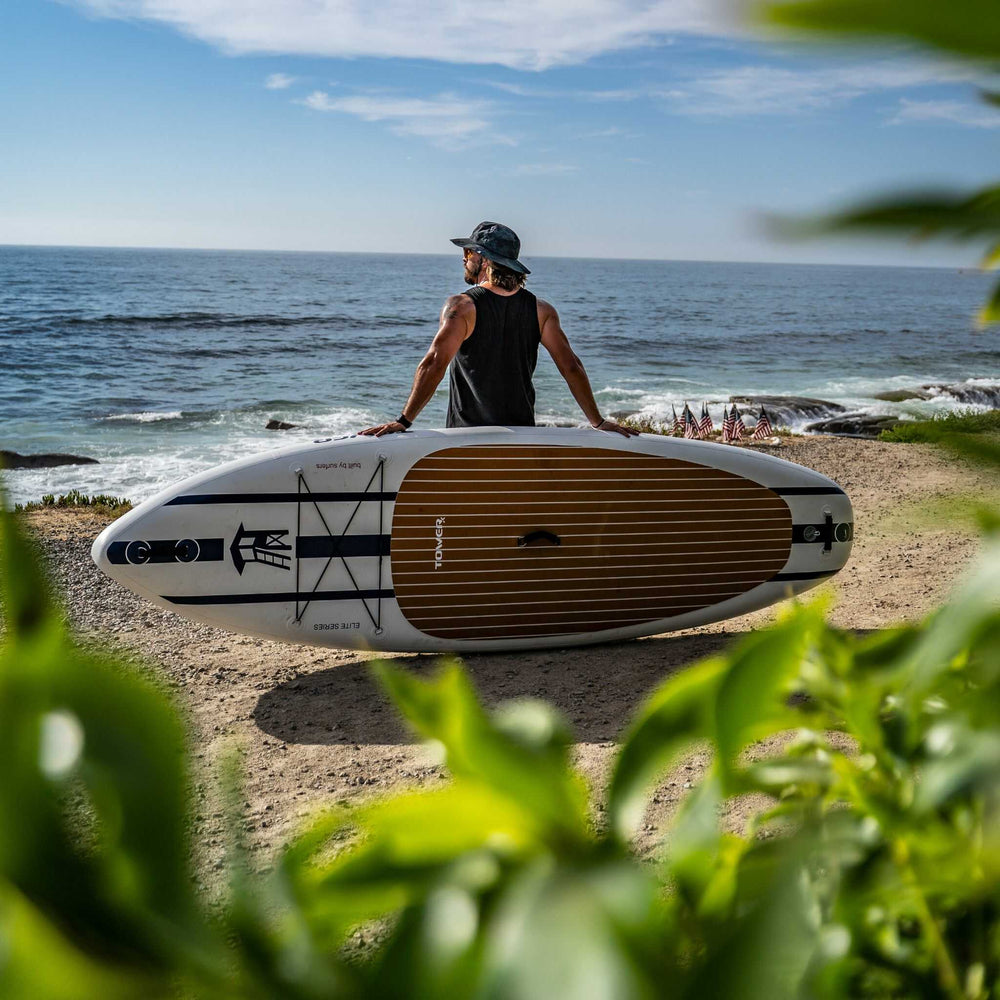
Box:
[359, 421, 408, 437]
[592, 418, 640, 438]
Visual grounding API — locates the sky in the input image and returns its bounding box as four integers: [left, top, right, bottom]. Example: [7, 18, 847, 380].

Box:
[2, 0, 997, 265]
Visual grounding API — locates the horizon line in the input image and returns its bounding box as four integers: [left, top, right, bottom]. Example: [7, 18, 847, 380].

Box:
[0, 242, 974, 272]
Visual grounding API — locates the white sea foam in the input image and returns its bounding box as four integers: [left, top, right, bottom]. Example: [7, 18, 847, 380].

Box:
[103, 411, 184, 423]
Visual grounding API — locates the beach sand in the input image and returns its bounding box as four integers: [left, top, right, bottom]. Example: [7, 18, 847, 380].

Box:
[21, 437, 998, 887]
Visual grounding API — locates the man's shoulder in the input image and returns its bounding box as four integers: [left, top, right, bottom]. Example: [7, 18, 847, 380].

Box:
[442, 292, 475, 317]
[535, 295, 557, 320]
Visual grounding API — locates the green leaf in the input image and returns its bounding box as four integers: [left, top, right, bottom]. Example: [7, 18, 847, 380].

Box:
[680, 838, 821, 999]
[374, 661, 589, 846]
[606, 657, 725, 843]
[714, 603, 823, 789]
[979, 240, 1000, 270]
[773, 186, 1000, 242]
[904, 539, 1000, 697]
[471, 858, 666, 1000]
[976, 276, 1000, 325]
[0, 509, 213, 975]
[763, 0, 1000, 62]
[0, 501, 60, 640]
[914, 728, 1000, 812]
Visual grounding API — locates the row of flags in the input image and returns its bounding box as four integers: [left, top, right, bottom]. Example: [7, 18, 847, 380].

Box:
[670, 403, 774, 443]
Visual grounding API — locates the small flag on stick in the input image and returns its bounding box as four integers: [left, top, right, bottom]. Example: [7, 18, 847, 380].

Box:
[699, 402, 714, 438]
[751, 406, 773, 440]
[722, 405, 735, 442]
[683, 403, 699, 439]
[732, 404, 746, 442]
[671, 403, 682, 436]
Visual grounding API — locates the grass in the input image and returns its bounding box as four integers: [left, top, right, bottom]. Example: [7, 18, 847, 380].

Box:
[14, 489, 132, 518]
[880, 409, 1000, 443]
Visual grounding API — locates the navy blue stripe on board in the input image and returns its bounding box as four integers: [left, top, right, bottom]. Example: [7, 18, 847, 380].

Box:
[162, 588, 395, 606]
[770, 486, 846, 496]
[296, 534, 391, 558]
[165, 491, 397, 505]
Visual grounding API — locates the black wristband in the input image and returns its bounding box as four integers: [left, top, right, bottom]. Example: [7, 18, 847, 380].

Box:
[397, 413, 412, 429]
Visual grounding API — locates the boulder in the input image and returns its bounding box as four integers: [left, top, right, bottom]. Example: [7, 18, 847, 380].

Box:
[872, 389, 933, 403]
[921, 383, 1000, 407]
[265, 419, 297, 431]
[804, 413, 901, 439]
[0, 450, 100, 469]
[729, 395, 846, 427]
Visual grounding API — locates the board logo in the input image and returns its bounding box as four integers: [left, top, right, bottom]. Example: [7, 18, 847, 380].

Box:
[107, 537, 223, 565]
[434, 516, 446, 570]
[230, 524, 292, 575]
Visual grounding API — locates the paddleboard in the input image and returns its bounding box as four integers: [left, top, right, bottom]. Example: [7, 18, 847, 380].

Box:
[91, 427, 854, 652]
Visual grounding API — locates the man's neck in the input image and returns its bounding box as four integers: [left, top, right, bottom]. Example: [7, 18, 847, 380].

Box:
[476, 278, 519, 297]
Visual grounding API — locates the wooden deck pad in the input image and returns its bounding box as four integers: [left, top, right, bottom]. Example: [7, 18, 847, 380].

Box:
[392, 445, 792, 641]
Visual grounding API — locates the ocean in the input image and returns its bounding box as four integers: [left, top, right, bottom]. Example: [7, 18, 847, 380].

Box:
[2, 245, 997, 506]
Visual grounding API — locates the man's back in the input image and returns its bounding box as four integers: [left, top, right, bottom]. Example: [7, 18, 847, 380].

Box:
[446, 286, 541, 428]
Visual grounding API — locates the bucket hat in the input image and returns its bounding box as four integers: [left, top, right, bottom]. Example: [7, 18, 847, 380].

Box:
[450, 221, 530, 275]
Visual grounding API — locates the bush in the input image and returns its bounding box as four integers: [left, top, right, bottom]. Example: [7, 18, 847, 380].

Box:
[1, 499, 999, 998]
[880, 409, 1000, 443]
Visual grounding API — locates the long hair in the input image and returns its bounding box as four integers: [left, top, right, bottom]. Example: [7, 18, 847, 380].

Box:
[485, 260, 527, 291]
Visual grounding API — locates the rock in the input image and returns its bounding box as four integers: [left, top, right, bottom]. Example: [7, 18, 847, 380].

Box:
[872, 389, 933, 403]
[0, 450, 100, 469]
[921, 383, 1000, 407]
[805, 413, 901, 438]
[729, 395, 846, 427]
[265, 419, 297, 431]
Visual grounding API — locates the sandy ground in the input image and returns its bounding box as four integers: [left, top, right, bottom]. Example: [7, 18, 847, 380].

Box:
[22, 437, 998, 888]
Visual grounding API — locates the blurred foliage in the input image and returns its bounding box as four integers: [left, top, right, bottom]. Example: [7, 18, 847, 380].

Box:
[763, 0, 1000, 323]
[881, 408, 1000, 442]
[14, 490, 132, 518]
[2, 491, 1000, 997]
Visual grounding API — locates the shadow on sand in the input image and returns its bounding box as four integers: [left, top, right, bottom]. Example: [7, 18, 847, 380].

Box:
[252, 630, 744, 747]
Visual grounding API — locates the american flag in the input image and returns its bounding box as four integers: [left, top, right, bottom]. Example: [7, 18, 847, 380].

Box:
[751, 406, 773, 440]
[722, 404, 735, 442]
[732, 404, 746, 442]
[699, 402, 714, 438]
[683, 403, 699, 439]
[671, 403, 682, 435]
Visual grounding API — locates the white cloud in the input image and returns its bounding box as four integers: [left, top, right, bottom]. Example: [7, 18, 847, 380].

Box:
[63, 0, 736, 70]
[659, 60, 980, 116]
[302, 90, 514, 149]
[888, 98, 1000, 129]
[265, 72, 296, 89]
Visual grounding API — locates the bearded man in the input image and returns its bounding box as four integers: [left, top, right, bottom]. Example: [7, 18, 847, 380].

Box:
[360, 221, 636, 438]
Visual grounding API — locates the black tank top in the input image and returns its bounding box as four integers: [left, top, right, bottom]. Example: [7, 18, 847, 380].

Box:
[446, 286, 541, 427]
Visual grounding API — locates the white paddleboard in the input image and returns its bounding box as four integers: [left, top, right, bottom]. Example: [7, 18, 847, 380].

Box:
[92, 427, 853, 652]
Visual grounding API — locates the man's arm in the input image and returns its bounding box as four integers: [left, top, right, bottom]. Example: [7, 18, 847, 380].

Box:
[538, 299, 638, 438]
[360, 295, 474, 436]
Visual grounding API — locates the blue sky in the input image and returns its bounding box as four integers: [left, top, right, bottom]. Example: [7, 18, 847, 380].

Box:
[2, 0, 997, 265]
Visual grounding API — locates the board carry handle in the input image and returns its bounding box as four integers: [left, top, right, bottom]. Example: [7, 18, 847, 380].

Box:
[517, 529, 562, 548]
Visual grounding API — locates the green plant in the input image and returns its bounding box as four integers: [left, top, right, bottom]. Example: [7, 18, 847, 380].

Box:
[881, 409, 1000, 443]
[2, 488, 1000, 997]
[14, 491, 132, 518]
[763, 0, 1000, 323]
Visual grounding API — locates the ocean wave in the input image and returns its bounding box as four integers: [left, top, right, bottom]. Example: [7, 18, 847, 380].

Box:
[61, 311, 428, 332]
[102, 410, 185, 423]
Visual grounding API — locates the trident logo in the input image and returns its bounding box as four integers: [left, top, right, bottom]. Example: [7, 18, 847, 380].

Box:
[230, 523, 292, 575]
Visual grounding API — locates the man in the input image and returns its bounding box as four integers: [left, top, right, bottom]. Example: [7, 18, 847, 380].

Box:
[360, 221, 637, 437]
